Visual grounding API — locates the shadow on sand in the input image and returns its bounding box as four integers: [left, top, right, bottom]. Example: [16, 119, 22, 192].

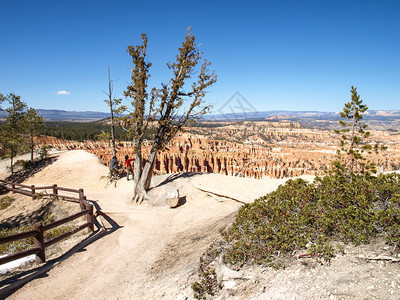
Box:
[175, 196, 187, 208]
[0, 198, 121, 298]
[152, 172, 202, 189]
[0, 157, 58, 195]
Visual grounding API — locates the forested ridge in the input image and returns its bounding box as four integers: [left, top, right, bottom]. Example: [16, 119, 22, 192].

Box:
[38, 121, 130, 141]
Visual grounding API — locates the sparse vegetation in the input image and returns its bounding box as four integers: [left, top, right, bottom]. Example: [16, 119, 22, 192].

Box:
[0, 225, 33, 255]
[13, 159, 35, 169]
[36, 144, 49, 160]
[191, 242, 223, 299]
[101, 168, 121, 187]
[44, 223, 76, 241]
[0, 196, 15, 210]
[32, 192, 45, 200]
[191, 266, 218, 300]
[0, 214, 76, 256]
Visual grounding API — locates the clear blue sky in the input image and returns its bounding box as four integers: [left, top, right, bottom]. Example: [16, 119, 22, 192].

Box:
[1, 0, 399, 114]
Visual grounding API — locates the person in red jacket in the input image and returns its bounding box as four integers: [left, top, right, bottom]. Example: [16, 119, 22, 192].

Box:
[125, 155, 135, 181]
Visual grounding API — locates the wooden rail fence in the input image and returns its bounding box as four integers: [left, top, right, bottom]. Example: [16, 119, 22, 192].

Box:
[0, 179, 95, 266]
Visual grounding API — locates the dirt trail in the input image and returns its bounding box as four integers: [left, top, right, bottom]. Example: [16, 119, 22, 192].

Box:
[3, 150, 281, 299]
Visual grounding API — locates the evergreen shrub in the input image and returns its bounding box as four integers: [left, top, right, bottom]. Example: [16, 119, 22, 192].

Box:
[221, 173, 400, 268]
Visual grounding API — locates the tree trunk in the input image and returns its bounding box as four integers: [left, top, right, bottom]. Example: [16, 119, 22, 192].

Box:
[30, 134, 34, 162]
[349, 107, 356, 183]
[133, 152, 142, 189]
[132, 138, 143, 201]
[110, 110, 116, 157]
[143, 149, 157, 190]
[108, 139, 113, 157]
[10, 150, 14, 175]
[108, 66, 116, 157]
[133, 149, 157, 203]
[132, 180, 148, 204]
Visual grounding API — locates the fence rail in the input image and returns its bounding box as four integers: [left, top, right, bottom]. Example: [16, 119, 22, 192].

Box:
[0, 248, 41, 265]
[0, 180, 84, 202]
[0, 180, 95, 266]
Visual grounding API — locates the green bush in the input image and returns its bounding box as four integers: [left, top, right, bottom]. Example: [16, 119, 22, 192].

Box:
[13, 159, 34, 169]
[191, 243, 221, 299]
[191, 266, 218, 300]
[0, 196, 15, 210]
[0, 214, 77, 256]
[221, 173, 400, 268]
[0, 226, 33, 255]
[32, 192, 45, 200]
[44, 224, 75, 240]
[37, 144, 49, 160]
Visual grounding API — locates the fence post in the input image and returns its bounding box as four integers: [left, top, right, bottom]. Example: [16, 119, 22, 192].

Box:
[53, 184, 58, 200]
[79, 189, 85, 211]
[31, 185, 36, 199]
[33, 222, 46, 263]
[86, 203, 95, 232]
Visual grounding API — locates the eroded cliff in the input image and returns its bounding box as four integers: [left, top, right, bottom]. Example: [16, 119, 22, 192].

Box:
[35, 121, 400, 179]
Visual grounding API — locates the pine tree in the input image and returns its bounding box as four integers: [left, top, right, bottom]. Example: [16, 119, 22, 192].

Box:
[0, 93, 28, 174]
[24, 107, 44, 162]
[332, 86, 385, 181]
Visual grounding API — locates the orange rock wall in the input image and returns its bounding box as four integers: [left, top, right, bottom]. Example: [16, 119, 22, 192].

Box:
[35, 121, 400, 179]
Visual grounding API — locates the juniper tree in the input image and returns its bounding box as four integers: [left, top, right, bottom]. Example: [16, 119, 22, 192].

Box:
[332, 86, 385, 181]
[122, 29, 217, 202]
[119, 33, 156, 189]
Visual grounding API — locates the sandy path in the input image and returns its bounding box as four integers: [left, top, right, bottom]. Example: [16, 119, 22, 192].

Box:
[5, 150, 289, 299]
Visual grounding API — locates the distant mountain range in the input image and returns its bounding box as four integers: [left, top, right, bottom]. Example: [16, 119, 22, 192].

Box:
[204, 110, 400, 121]
[1, 108, 400, 123]
[199, 110, 400, 131]
[36, 109, 111, 121]
[0, 109, 110, 122]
